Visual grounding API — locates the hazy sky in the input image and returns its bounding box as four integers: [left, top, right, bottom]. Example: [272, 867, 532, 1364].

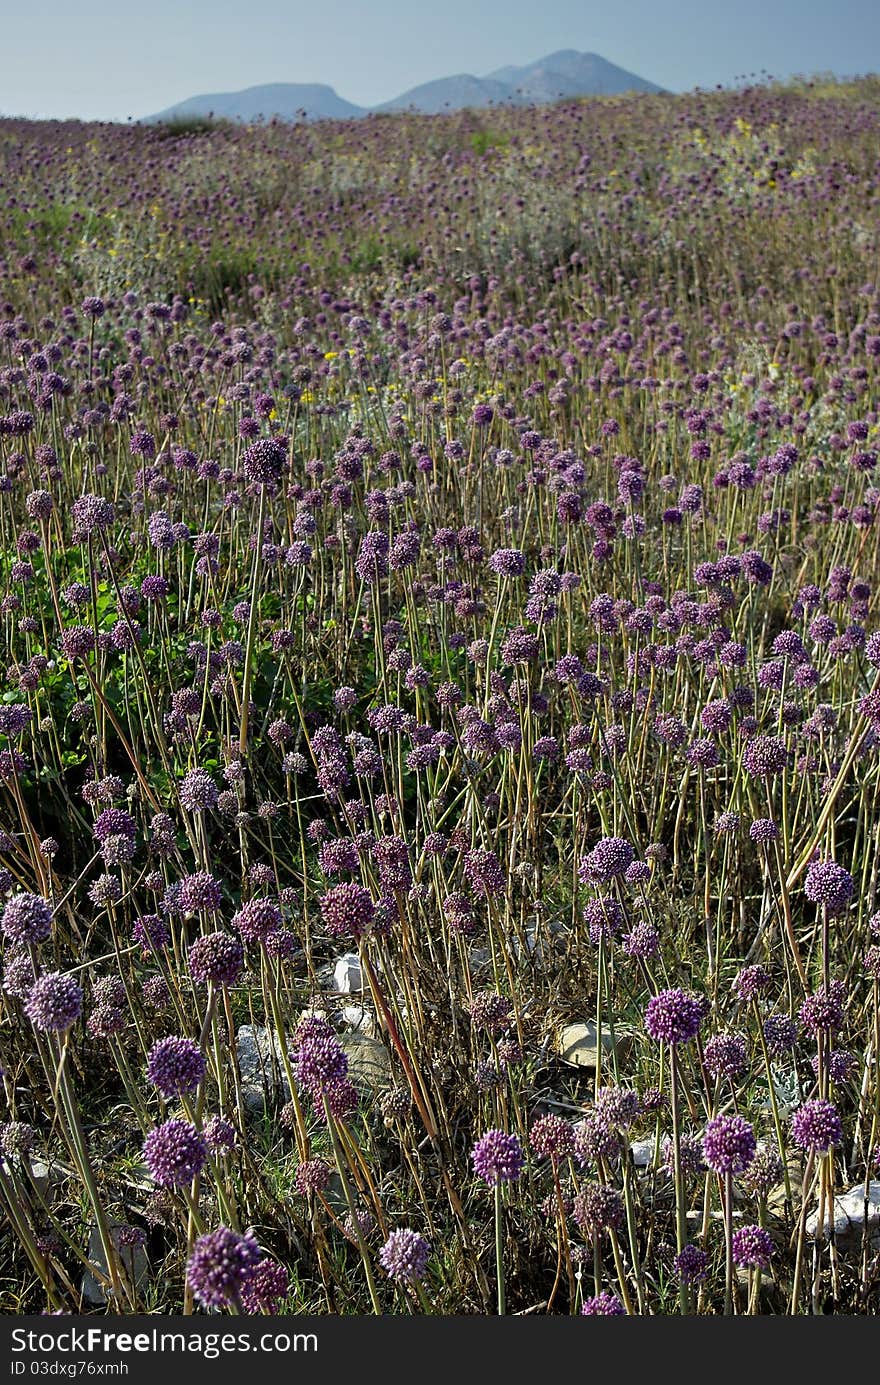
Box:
[1, 0, 878, 122]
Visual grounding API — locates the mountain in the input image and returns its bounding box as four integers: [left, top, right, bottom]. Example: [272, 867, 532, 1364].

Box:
[145, 51, 662, 124]
[376, 75, 515, 115]
[147, 83, 365, 124]
[487, 50, 663, 100]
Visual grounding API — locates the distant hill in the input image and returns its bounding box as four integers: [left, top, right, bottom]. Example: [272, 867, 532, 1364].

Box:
[487, 50, 663, 101]
[145, 50, 662, 124]
[376, 74, 515, 115]
[147, 83, 365, 124]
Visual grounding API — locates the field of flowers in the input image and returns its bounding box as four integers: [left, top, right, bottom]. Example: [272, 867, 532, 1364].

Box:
[1, 77, 880, 1315]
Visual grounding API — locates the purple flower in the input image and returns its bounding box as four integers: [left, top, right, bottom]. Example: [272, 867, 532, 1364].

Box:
[733, 965, 771, 1002]
[702, 1031, 748, 1079]
[232, 899, 283, 943]
[749, 818, 779, 844]
[204, 1116, 236, 1154]
[379, 1228, 431, 1282]
[644, 988, 703, 1045]
[25, 972, 83, 1032]
[573, 1182, 625, 1233]
[580, 836, 635, 884]
[176, 872, 223, 914]
[790, 1099, 842, 1153]
[294, 1158, 332, 1195]
[179, 768, 219, 813]
[239, 1257, 289, 1312]
[187, 1226, 262, 1308]
[463, 848, 506, 898]
[187, 932, 244, 987]
[319, 882, 374, 940]
[803, 859, 854, 916]
[1, 892, 52, 945]
[731, 1225, 774, 1270]
[742, 735, 788, 779]
[529, 1114, 575, 1160]
[471, 1129, 525, 1185]
[242, 437, 287, 488]
[146, 1037, 206, 1099]
[763, 1014, 798, 1057]
[674, 1244, 708, 1285]
[581, 1291, 625, 1315]
[488, 548, 525, 577]
[702, 1114, 756, 1175]
[468, 990, 513, 1035]
[143, 1119, 207, 1187]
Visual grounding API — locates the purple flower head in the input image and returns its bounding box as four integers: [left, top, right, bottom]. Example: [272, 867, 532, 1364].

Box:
[146, 1036, 206, 1099]
[742, 735, 788, 779]
[702, 1114, 756, 1175]
[749, 818, 779, 844]
[232, 899, 282, 944]
[468, 990, 513, 1035]
[2, 892, 52, 945]
[763, 1014, 798, 1057]
[239, 1257, 289, 1313]
[242, 437, 287, 488]
[644, 988, 703, 1045]
[803, 859, 854, 916]
[71, 493, 114, 535]
[733, 965, 771, 1002]
[186, 1226, 262, 1308]
[379, 1228, 431, 1282]
[294, 1158, 332, 1196]
[622, 921, 660, 959]
[799, 983, 845, 1034]
[581, 1291, 625, 1315]
[674, 1244, 709, 1285]
[204, 1116, 236, 1154]
[488, 548, 525, 578]
[732, 1224, 774, 1270]
[703, 1030, 749, 1079]
[319, 882, 374, 941]
[187, 932, 245, 988]
[573, 1182, 625, 1234]
[790, 1099, 842, 1153]
[179, 768, 219, 813]
[580, 836, 635, 884]
[25, 972, 83, 1032]
[463, 848, 506, 898]
[471, 1129, 525, 1185]
[143, 1118, 207, 1188]
[529, 1114, 576, 1160]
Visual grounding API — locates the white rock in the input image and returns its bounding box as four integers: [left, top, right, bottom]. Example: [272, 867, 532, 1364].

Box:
[236, 1024, 290, 1112]
[805, 1181, 880, 1245]
[629, 1138, 655, 1168]
[332, 953, 363, 993]
[27, 1159, 53, 1198]
[341, 1004, 375, 1036]
[557, 1022, 617, 1068]
[81, 1223, 149, 1307]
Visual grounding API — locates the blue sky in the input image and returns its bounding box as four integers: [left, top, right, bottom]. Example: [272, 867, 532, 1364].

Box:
[1, 0, 878, 121]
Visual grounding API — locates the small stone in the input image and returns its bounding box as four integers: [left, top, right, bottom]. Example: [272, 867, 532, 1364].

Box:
[629, 1138, 655, 1168]
[236, 1024, 290, 1113]
[340, 1032, 392, 1092]
[81, 1223, 149, 1307]
[805, 1181, 880, 1246]
[332, 953, 363, 994]
[557, 1022, 619, 1068]
[341, 1004, 375, 1036]
[26, 1159, 53, 1198]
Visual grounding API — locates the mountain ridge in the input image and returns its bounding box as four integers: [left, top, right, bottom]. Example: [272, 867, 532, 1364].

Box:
[146, 50, 663, 124]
